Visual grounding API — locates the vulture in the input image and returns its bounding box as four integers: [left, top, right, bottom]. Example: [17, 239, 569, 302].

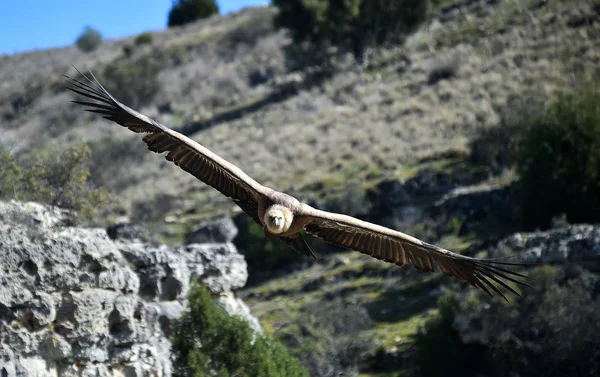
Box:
[65, 69, 532, 300]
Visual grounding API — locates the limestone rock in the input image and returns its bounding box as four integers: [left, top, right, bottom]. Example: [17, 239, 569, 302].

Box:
[0, 201, 260, 377]
[186, 215, 239, 244]
[498, 224, 600, 263]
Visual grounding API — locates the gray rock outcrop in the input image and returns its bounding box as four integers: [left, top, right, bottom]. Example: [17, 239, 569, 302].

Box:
[497, 224, 600, 264]
[0, 200, 260, 377]
[185, 215, 238, 244]
[367, 169, 512, 234]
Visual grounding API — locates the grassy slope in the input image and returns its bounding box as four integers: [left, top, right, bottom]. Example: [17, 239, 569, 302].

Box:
[1, 0, 599, 375]
[2, 0, 597, 227]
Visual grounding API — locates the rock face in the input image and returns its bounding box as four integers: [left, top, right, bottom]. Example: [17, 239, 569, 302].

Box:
[0, 201, 260, 377]
[367, 168, 512, 234]
[429, 185, 515, 235]
[186, 215, 239, 244]
[498, 224, 600, 263]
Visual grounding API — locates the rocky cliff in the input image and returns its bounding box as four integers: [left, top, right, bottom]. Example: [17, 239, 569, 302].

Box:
[0, 201, 259, 377]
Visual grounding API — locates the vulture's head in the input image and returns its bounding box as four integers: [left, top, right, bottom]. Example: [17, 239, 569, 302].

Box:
[264, 204, 292, 234]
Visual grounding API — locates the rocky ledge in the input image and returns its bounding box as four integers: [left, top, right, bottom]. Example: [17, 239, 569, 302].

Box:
[499, 224, 600, 264]
[0, 201, 260, 377]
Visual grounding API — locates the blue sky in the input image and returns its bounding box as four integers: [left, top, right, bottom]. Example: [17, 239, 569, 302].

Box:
[0, 0, 267, 55]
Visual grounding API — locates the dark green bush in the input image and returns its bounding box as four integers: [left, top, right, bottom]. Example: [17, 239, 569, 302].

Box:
[100, 58, 162, 109]
[0, 145, 111, 220]
[411, 266, 600, 377]
[167, 0, 219, 28]
[413, 292, 473, 377]
[171, 284, 309, 377]
[453, 266, 600, 377]
[272, 0, 428, 61]
[75, 26, 103, 52]
[511, 87, 600, 229]
[134, 32, 153, 45]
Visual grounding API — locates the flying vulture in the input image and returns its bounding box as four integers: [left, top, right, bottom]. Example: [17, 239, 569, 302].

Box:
[65, 69, 531, 300]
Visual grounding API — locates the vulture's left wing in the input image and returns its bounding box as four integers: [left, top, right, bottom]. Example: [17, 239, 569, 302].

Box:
[300, 206, 532, 300]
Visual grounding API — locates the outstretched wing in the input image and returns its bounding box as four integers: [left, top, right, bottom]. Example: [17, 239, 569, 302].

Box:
[300, 206, 532, 300]
[65, 69, 268, 214]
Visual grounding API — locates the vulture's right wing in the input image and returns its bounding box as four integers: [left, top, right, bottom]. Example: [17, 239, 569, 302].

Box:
[65, 69, 269, 215]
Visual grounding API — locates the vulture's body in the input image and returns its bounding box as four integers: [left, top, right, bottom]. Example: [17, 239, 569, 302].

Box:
[66, 70, 532, 300]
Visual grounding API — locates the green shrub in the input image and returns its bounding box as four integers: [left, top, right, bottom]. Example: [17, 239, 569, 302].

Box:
[0, 149, 22, 197]
[413, 291, 472, 377]
[171, 284, 309, 377]
[272, 0, 428, 61]
[0, 145, 111, 221]
[411, 266, 600, 377]
[511, 87, 600, 229]
[100, 58, 161, 109]
[134, 32, 153, 45]
[454, 266, 600, 377]
[168, 0, 219, 28]
[75, 26, 103, 52]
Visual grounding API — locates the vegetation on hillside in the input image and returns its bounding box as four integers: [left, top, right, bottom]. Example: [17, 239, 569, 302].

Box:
[168, 0, 220, 28]
[272, 0, 428, 61]
[278, 298, 377, 377]
[412, 292, 469, 377]
[414, 267, 600, 377]
[75, 26, 103, 52]
[134, 32, 153, 46]
[470, 85, 600, 230]
[0, 145, 112, 221]
[99, 58, 162, 109]
[171, 284, 309, 377]
[511, 87, 600, 229]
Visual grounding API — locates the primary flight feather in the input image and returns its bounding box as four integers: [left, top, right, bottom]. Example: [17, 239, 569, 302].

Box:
[65, 69, 532, 300]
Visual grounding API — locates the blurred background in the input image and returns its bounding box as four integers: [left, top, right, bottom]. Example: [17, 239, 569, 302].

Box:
[1, 0, 599, 376]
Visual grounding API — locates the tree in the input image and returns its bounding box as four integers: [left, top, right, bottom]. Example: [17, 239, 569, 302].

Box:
[171, 284, 309, 377]
[272, 0, 428, 62]
[168, 0, 219, 28]
[75, 26, 103, 52]
[511, 87, 600, 228]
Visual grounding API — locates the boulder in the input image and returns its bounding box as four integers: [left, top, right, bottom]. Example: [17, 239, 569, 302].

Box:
[186, 215, 238, 244]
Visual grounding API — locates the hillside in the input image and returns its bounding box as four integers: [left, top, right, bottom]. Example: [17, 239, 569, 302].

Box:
[2, 0, 597, 229]
[2, 0, 600, 376]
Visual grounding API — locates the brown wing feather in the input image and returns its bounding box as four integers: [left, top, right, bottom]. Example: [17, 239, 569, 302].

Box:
[65, 69, 266, 207]
[282, 235, 317, 259]
[302, 207, 532, 301]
